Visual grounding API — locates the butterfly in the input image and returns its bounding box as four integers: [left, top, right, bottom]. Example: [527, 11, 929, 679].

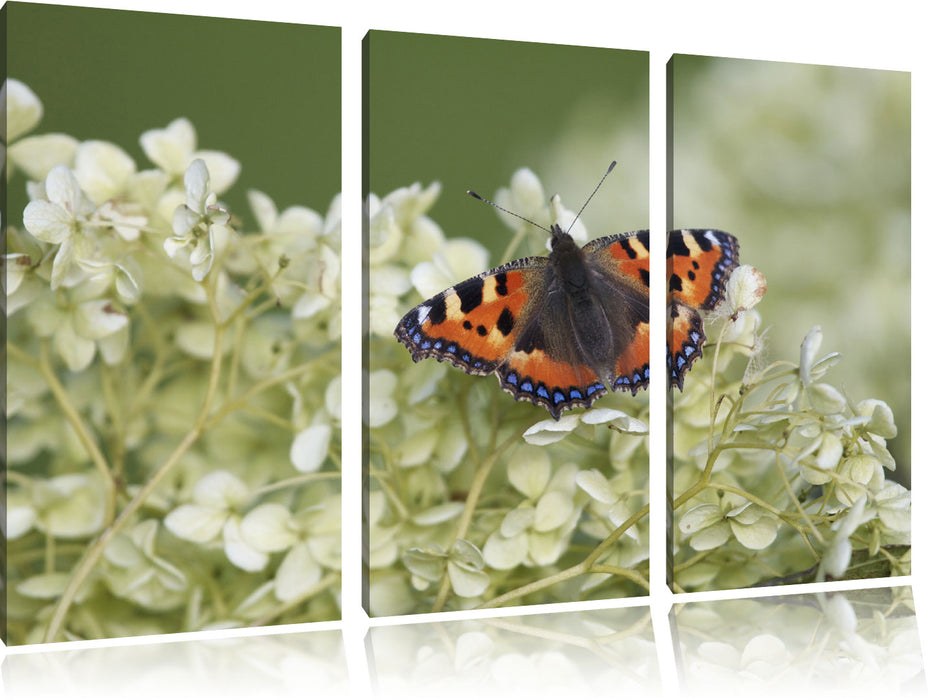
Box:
[394, 167, 739, 420]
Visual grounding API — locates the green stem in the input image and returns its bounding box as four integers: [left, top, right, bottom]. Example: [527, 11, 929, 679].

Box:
[254, 471, 340, 497]
[28, 342, 117, 525]
[476, 502, 649, 609]
[589, 564, 650, 591]
[43, 425, 202, 642]
[774, 450, 825, 544]
[431, 425, 526, 613]
[42, 282, 231, 643]
[201, 359, 323, 431]
[219, 267, 284, 329]
[707, 320, 732, 454]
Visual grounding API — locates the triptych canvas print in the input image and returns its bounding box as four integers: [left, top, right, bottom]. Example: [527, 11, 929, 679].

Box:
[2, 3, 916, 686]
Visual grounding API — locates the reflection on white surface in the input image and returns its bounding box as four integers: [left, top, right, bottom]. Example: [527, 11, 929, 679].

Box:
[2, 628, 348, 700]
[673, 586, 926, 697]
[368, 606, 659, 699]
[1, 586, 925, 699]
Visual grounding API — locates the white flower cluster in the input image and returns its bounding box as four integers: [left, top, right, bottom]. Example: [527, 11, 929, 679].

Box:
[672, 285, 910, 590]
[5, 80, 341, 643]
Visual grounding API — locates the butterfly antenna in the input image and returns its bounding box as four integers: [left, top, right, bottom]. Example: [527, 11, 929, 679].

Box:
[467, 189, 551, 234]
[567, 160, 616, 234]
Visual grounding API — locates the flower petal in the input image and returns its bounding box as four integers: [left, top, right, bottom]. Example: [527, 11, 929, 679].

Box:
[74, 140, 136, 204]
[223, 518, 269, 572]
[523, 414, 580, 446]
[507, 446, 551, 499]
[23, 200, 73, 244]
[411, 502, 464, 526]
[192, 150, 240, 195]
[9, 133, 79, 180]
[74, 299, 128, 340]
[140, 117, 196, 174]
[275, 542, 323, 602]
[483, 530, 528, 570]
[533, 491, 574, 532]
[164, 504, 228, 543]
[290, 423, 332, 473]
[240, 503, 297, 552]
[5, 79, 43, 141]
[54, 320, 96, 372]
[576, 469, 618, 504]
[447, 560, 490, 598]
[192, 470, 249, 509]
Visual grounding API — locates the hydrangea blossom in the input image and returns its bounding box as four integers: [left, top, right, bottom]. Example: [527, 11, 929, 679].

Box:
[671, 270, 910, 591]
[163, 159, 233, 282]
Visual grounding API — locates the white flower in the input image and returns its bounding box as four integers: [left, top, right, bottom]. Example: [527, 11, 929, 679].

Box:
[368, 492, 401, 569]
[3, 228, 47, 316]
[576, 469, 631, 527]
[103, 520, 188, 611]
[140, 117, 240, 194]
[4, 79, 79, 180]
[229, 189, 325, 305]
[834, 454, 884, 505]
[369, 263, 412, 337]
[26, 286, 130, 372]
[240, 495, 340, 602]
[290, 423, 332, 473]
[163, 159, 233, 282]
[294, 242, 341, 326]
[797, 430, 844, 485]
[483, 451, 581, 569]
[22, 165, 96, 288]
[870, 481, 910, 534]
[493, 168, 586, 244]
[73, 140, 137, 204]
[164, 470, 267, 572]
[367, 369, 398, 427]
[410, 237, 489, 299]
[369, 182, 443, 268]
[798, 326, 842, 390]
[819, 496, 871, 579]
[251, 189, 324, 239]
[10, 471, 107, 539]
[9, 133, 80, 182]
[368, 183, 446, 336]
[679, 496, 779, 551]
[403, 539, 490, 598]
[856, 399, 898, 440]
[724, 264, 766, 313]
[3, 78, 43, 142]
[523, 407, 648, 446]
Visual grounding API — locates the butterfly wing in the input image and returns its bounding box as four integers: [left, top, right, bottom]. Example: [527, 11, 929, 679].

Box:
[394, 256, 549, 377]
[493, 282, 612, 420]
[666, 228, 739, 390]
[580, 230, 651, 394]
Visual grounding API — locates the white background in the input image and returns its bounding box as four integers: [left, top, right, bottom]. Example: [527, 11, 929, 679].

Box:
[4, 1, 933, 697]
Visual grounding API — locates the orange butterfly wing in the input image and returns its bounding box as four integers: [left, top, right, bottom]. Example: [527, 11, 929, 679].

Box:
[666, 228, 740, 390]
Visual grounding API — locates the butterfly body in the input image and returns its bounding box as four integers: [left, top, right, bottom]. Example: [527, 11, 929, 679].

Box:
[395, 215, 738, 420]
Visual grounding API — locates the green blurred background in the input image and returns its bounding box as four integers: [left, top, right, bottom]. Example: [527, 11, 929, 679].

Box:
[670, 56, 911, 484]
[6, 2, 340, 221]
[365, 31, 649, 252]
